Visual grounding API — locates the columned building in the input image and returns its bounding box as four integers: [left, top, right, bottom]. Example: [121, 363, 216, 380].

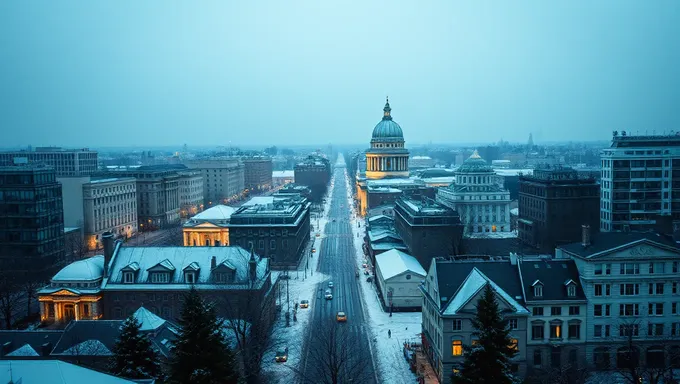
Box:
[437, 150, 512, 236]
[182, 205, 234, 247]
[356, 98, 410, 216]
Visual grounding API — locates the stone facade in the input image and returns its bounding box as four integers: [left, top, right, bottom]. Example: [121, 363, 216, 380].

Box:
[82, 177, 137, 250]
[0, 147, 98, 177]
[178, 170, 204, 218]
[242, 156, 273, 192]
[184, 158, 245, 207]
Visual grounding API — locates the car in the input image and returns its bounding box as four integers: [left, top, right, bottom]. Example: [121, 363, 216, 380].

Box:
[336, 311, 347, 322]
[362, 263, 368, 268]
[311, 248, 316, 253]
[328, 281, 334, 289]
[275, 348, 288, 363]
[325, 290, 333, 300]
[300, 300, 309, 309]
[332, 219, 336, 222]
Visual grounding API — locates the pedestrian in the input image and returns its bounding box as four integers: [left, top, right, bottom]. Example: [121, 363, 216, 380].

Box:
[388, 329, 391, 338]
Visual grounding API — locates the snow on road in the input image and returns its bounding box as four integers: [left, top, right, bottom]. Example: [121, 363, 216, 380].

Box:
[344, 169, 421, 384]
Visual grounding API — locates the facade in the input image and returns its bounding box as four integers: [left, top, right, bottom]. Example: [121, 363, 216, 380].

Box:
[184, 158, 245, 207]
[178, 170, 204, 218]
[242, 156, 273, 192]
[228, 195, 311, 268]
[0, 165, 65, 280]
[57, 176, 90, 228]
[421, 258, 530, 383]
[600, 132, 680, 232]
[518, 166, 600, 253]
[375, 249, 426, 311]
[38, 233, 274, 323]
[0, 360, 139, 384]
[182, 205, 235, 246]
[272, 170, 294, 186]
[82, 178, 138, 250]
[294, 154, 331, 202]
[394, 195, 463, 269]
[0, 147, 99, 177]
[437, 150, 512, 236]
[517, 257, 588, 377]
[556, 230, 680, 371]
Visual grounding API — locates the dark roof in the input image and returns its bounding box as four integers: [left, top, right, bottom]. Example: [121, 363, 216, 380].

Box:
[0, 330, 63, 357]
[136, 164, 188, 171]
[462, 237, 541, 256]
[519, 259, 586, 302]
[434, 259, 524, 311]
[51, 320, 123, 355]
[558, 231, 679, 258]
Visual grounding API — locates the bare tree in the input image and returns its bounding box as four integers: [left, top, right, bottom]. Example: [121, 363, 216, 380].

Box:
[526, 358, 592, 384]
[23, 278, 45, 319]
[293, 319, 374, 384]
[64, 232, 89, 262]
[0, 271, 22, 329]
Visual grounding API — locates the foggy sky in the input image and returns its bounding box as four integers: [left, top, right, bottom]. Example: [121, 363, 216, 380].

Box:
[1, 1, 679, 148]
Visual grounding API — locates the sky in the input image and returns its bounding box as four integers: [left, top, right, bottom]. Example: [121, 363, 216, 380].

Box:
[1, 1, 679, 148]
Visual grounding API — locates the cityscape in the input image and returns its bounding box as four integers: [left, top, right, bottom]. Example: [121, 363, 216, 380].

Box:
[2, 2, 680, 384]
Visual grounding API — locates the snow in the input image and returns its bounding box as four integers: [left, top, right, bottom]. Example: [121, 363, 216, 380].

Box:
[190, 204, 236, 221]
[6, 343, 39, 357]
[0, 360, 138, 383]
[52, 255, 104, 281]
[464, 231, 518, 239]
[133, 306, 166, 332]
[443, 268, 529, 316]
[272, 170, 294, 178]
[241, 196, 275, 206]
[61, 339, 112, 356]
[376, 249, 426, 280]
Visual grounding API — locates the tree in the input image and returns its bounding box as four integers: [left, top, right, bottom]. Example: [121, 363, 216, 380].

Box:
[0, 271, 22, 329]
[110, 315, 163, 380]
[454, 284, 520, 384]
[169, 288, 239, 384]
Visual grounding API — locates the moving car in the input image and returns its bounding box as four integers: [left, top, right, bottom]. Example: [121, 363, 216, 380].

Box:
[275, 348, 288, 363]
[311, 248, 316, 253]
[328, 281, 334, 289]
[300, 300, 309, 309]
[325, 289, 333, 300]
[336, 311, 347, 322]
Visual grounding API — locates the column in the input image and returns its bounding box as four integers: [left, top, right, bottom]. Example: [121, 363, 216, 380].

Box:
[74, 303, 80, 321]
[183, 231, 188, 246]
[496, 205, 501, 227]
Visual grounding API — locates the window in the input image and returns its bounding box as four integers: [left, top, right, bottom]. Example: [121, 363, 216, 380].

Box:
[620, 263, 640, 275]
[648, 303, 664, 316]
[405, 274, 412, 280]
[509, 339, 518, 353]
[567, 285, 576, 297]
[270, 240, 276, 250]
[532, 324, 544, 340]
[674, 283, 678, 294]
[123, 272, 134, 283]
[594, 263, 611, 275]
[619, 324, 639, 337]
[568, 323, 580, 339]
[550, 323, 562, 339]
[452, 340, 463, 356]
[647, 323, 664, 337]
[508, 319, 518, 330]
[594, 304, 610, 317]
[453, 319, 462, 331]
[593, 347, 610, 369]
[620, 283, 640, 296]
[551, 307, 562, 316]
[674, 262, 678, 273]
[673, 303, 678, 315]
[568, 306, 580, 316]
[619, 304, 639, 316]
[185, 272, 196, 284]
[150, 272, 170, 283]
[672, 323, 680, 336]
[649, 262, 665, 274]
[533, 307, 544, 316]
[649, 282, 664, 295]
[534, 284, 543, 297]
[533, 349, 542, 366]
[594, 284, 610, 296]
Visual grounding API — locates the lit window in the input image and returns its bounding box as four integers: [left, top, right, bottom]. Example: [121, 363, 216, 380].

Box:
[509, 339, 518, 352]
[550, 324, 562, 339]
[452, 340, 463, 356]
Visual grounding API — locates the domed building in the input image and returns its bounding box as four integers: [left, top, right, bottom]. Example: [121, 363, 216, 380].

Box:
[436, 150, 512, 236]
[365, 98, 410, 180]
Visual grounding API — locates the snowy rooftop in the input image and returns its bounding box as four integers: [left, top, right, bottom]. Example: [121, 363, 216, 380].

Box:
[376, 249, 426, 280]
[464, 231, 518, 239]
[367, 178, 422, 186]
[493, 168, 534, 177]
[272, 170, 294, 178]
[61, 339, 112, 356]
[6, 343, 39, 357]
[420, 176, 456, 184]
[369, 187, 403, 193]
[189, 205, 235, 221]
[410, 156, 432, 160]
[443, 267, 529, 316]
[241, 196, 275, 206]
[133, 306, 166, 332]
[88, 178, 129, 184]
[52, 255, 104, 282]
[510, 207, 519, 216]
[0, 360, 138, 384]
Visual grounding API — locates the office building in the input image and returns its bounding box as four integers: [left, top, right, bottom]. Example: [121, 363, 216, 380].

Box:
[0, 147, 98, 176]
[184, 158, 245, 207]
[82, 178, 138, 250]
[242, 156, 273, 192]
[178, 170, 204, 218]
[294, 154, 331, 202]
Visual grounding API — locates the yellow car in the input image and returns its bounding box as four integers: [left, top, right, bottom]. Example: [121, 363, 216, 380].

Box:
[336, 311, 347, 322]
[300, 300, 309, 309]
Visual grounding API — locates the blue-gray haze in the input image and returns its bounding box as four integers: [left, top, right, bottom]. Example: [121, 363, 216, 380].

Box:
[1, 1, 679, 148]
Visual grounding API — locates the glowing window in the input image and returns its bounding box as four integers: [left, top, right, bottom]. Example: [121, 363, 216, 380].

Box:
[452, 340, 463, 356]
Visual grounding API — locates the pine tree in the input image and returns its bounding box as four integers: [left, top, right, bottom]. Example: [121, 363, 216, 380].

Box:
[454, 283, 519, 384]
[169, 288, 239, 384]
[110, 315, 163, 380]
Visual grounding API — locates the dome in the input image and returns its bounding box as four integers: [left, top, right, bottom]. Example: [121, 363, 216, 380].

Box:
[457, 150, 493, 173]
[371, 98, 404, 141]
[52, 255, 104, 282]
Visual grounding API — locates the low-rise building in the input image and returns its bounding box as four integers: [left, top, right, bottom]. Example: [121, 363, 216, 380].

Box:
[182, 205, 235, 246]
[0, 147, 99, 177]
[375, 249, 426, 311]
[82, 177, 137, 250]
[365, 226, 407, 265]
[184, 158, 245, 207]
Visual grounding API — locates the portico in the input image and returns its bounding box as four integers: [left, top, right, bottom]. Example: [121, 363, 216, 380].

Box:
[183, 224, 230, 246]
[39, 289, 102, 323]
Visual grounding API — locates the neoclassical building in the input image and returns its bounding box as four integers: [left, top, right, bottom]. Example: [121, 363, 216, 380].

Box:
[437, 150, 512, 235]
[182, 204, 234, 246]
[356, 98, 411, 216]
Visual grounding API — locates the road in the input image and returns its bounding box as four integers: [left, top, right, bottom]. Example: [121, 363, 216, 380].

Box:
[299, 159, 378, 383]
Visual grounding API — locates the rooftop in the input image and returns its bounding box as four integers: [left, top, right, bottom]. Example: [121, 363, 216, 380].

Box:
[188, 204, 236, 222]
[0, 360, 138, 384]
[376, 249, 426, 280]
[52, 255, 104, 282]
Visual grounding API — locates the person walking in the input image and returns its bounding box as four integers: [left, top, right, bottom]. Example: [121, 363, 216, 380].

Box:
[388, 329, 392, 338]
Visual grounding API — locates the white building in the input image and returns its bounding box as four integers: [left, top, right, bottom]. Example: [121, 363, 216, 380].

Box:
[184, 158, 245, 207]
[83, 177, 138, 250]
[600, 133, 680, 232]
[375, 249, 426, 310]
[272, 170, 294, 186]
[0, 147, 98, 176]
[182, 204, 235, 246]
[556, 229, 680, 370]
[178, 170, 204, 218]
[437, 150, 512, 235]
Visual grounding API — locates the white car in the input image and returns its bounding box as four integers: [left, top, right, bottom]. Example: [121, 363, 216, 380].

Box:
[328, 281, 334, 289]
[325, 289, 333, 300]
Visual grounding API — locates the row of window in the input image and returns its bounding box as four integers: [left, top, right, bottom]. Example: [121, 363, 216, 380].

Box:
[531, 305, 580, 316]
[452, 338, 519, 356]
[121, 270, 236, 284]
[593, 322, 680, 338]
[594, 282, 678, 296]
[531, 322, 581, 340]
[594, 262, 679, 275]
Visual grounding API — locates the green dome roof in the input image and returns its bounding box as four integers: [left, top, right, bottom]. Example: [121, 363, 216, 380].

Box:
[457, 150, 493, 173]
[371, 98, 404, 141]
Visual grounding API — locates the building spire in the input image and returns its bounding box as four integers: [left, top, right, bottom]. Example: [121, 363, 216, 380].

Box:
[383, 96, 392, 120]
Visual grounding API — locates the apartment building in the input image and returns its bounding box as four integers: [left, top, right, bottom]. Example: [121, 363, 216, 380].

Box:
[178, 170, 203, 218]
[0, 147, 98, 176]
[184, 158, 245, 207]
[82, 177, 137, 250]
[242, 156, 273, 192]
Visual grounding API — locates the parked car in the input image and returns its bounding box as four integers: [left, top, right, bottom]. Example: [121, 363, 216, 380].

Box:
[325, 290, 333, 300]
[328, 281, 334, 289]
[300, 300, 309, 309]
[275, 348, 289, 363]
[336, 311, 347, 322]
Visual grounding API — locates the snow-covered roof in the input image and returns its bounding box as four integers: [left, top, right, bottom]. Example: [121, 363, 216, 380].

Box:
[493, 168, 533, 177]
[133, 306, 166, 332]
[0, 360, 138, 384]
[376, 249, 426, 280]
[368, 214, 392, 222]
[6, 343, 39, 357]
[272, 170, 294, 178]
[61, 339, 112, 356]
[443, 267, 529, 316]
[242, 196, 275, 206]
[190, 204, 236, 221]
[52, 255, 104, 282]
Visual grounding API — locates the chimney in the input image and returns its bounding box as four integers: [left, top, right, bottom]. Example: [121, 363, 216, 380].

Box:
[249, 246, 257, 281]
[211, 256, 217, 270]
[102, 232, 114, 277]
[581, 225, 591, 247]
[509, 252, 518, 265]
[41, 341, 53, 356]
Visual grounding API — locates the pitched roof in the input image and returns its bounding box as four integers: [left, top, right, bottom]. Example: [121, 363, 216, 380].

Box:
[0, 330, 63, 357]
[519, 259, 586, 302]
[133, 306, 166, 332]
[190, 204, 236, 221]
[51, 320, 122, 356]
[0, 360, 138, 384]
[376, 249, 427, 280]
[558, 231, 679, 258]
[443, 267, 529, 316]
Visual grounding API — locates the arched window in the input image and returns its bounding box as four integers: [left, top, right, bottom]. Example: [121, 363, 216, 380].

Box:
[646, 346, 665, 369]
[617, 346, 639, 369]
[594, 347, 610, 369]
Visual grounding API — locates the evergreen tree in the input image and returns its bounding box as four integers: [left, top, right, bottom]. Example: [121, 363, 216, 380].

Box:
[454, 283, 519, 384]
[169, 288, 239, 384]
[110, 315, 163, 380]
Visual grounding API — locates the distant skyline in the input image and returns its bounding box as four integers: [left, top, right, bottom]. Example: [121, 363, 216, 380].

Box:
[2, 1, 679, 147]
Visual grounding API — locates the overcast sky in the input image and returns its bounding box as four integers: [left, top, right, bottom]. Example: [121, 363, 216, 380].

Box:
[1, 1, 679, 148]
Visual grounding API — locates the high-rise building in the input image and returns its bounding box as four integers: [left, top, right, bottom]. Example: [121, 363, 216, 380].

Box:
[518, 166, 600, 252]
[600, 132, 680, 232]
[294, 155, 331, 202]
[0, 147, 98, 177]
[242, 156, 273, 192]
[0, 165, 65, 280]
[184, 158, 245, 207]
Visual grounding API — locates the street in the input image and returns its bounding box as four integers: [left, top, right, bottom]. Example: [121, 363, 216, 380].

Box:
[299, 159, 378, 383]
